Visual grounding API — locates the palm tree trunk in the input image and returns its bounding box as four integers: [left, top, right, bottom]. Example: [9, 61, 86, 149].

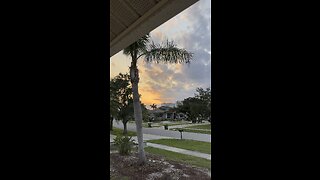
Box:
[130, 60, 146, 164]
[110, 115, 113, 131]
[123, 120, 127, 135]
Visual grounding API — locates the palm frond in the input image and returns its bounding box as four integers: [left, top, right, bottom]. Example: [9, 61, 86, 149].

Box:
[144, 40, 193, 64]
[123, 34, 150, 57]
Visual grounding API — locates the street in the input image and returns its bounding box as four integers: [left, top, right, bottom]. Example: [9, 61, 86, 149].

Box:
[113, 121, 211, 142]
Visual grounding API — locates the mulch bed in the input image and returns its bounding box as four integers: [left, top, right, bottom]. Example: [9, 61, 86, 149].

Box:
[110, 151, 211, 180]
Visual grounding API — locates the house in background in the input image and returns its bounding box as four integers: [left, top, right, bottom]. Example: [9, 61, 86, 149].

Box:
[160, 103, 176, 108]
[148, 105, 187, 121]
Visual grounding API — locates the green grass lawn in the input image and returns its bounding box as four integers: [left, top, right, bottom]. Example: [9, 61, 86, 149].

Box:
[170, 128, 211, 134]
[145, 147, 211, 170]
[186, 124, 211, 130]
[166, 122, 190, 126]
[142, 123, 161, 128]
[147, 139, 211, 154]
[110, 127, 137, 137]
[158, 122, 190, 128]
[142, 122, 189, 128]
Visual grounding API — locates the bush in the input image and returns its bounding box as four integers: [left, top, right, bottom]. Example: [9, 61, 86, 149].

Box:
[155, 117, 162, 122]
[164, 124, 168, 130]
[113, 135, 135, 155]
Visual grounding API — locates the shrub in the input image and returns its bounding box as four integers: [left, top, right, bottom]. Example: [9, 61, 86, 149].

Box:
[113, 135, 135, 155]
[155, 117, 162, 122]
[164, 124, 168, 130]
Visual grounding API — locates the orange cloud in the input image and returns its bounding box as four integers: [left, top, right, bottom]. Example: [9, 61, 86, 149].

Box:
[139, 88, 162, 105]
[110, 55, 167, 106]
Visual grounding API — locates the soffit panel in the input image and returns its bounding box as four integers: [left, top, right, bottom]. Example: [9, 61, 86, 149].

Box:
[124, 0, 157, 16]
[110, 0, 199, 57]
[110, 0, 139, 27]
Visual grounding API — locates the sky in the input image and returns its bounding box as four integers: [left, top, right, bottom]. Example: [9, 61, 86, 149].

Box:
[110, 0, 211, 109]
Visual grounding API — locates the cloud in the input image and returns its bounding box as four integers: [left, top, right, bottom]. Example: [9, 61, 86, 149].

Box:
[110, 0, 211, 106]
[140, 0, 211, 104]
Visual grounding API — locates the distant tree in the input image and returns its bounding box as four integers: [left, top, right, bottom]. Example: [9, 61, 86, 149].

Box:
[110, 73, 133, 135]
[194, 87, 211, 122]
[176, 87, 211, 123]
[177, 97, 203, 123]
[195, 88, 211, 105]
[141, 103, 150, 122]
[118, 99, 134, 135]
[150, 103, 157, 110]
[110, 77, 120, 131]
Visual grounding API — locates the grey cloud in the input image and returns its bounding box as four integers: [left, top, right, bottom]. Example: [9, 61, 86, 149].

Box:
[141, 0, 212, 102]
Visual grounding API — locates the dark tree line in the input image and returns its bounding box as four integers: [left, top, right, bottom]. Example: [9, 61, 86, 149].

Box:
[175, 87, 211, 123]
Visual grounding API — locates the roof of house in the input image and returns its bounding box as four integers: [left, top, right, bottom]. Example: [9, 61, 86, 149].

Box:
[148, 109, 165, 113]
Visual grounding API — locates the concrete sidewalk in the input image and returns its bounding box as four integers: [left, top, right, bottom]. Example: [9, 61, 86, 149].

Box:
[147, 142, 211, 160]
[110, 134, 176, 142]
[110, 134, 211, 160]
[173, 128, 211, 132]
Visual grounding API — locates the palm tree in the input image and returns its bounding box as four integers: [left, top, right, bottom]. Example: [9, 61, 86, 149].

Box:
[123, 34, 193, 165]
[150, 103, 157, 110]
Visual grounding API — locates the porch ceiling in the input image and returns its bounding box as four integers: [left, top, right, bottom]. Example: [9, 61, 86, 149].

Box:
[110, 0, 199, 57]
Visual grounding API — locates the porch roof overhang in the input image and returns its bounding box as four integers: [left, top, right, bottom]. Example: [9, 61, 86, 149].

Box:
[110, 0, 199, 57]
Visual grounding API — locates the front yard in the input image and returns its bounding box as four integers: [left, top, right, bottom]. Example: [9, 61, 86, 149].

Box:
[110, 127, 137, 137]
[186, 124, 211, 130]
[145, 147, 211, 170]
[171, 128, 211, 134]
[142, 121, 191, 128]
[110, 150, 211, 179]
[147, 139, 211, 154]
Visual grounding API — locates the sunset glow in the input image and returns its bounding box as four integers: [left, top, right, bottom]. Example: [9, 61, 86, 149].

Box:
[110, 0, 211, 108]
